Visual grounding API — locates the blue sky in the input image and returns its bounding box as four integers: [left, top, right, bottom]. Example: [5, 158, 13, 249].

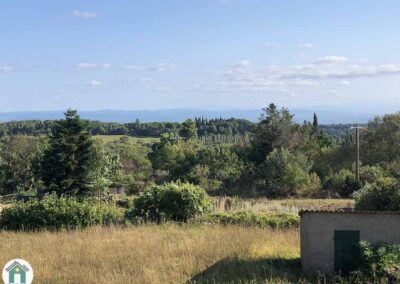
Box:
[1, 0, 400, 112]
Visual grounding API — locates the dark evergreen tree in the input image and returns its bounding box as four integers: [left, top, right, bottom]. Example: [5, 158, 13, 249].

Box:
[39, 109, 96, 196]
[252, 103, 296, 163]
[312, 113, 318, 128]
[312, 112, 319, 134]
[179, 119, 198, 140]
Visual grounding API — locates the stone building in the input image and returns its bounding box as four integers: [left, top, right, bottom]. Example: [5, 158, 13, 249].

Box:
[300, 210, 400, 273]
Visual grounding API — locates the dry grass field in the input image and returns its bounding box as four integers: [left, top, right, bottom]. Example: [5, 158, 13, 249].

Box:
[0, 225, 301, 284]
[213, 197, 353, 214]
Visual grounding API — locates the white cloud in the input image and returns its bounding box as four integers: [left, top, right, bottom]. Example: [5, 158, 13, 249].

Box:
[338, 80, 351, 86]
[315, 56, 348, 64]
[299, 43, 314, 49]
[292, 79, 319, 87]
[209, 59, 400, 95]
[77, 63, 111, 70]
[124, 64, 176, 72]
[89, 80, 103, 86]
[231, 60, 251, 68]
[149, 63, 176, 72]
[0, 66, 12, 73]
[72, 10, 98, 18]
[263, 43, 281, 48]
[279, 64, 400, 79]
[219, 66, 285, 92]
[123, 65, 141, 70]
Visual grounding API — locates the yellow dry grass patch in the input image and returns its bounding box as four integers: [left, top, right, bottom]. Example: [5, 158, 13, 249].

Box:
[249, 230, 299, 260]
[213, 197, 353, 214]
[0, 225, 300, 284]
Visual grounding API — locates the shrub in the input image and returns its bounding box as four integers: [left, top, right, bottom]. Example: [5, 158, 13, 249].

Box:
[0, 194, 123, 231]
[125, 182, 211, 223]
[359, 165, 388, 184]
[356, 241, 400, 280]
[201, 211, 299, 229]
[296, 172, 322, 197]
[114, 196, 137, 209]
[323, 169, 360, 197]
[353, 179, 400, 211]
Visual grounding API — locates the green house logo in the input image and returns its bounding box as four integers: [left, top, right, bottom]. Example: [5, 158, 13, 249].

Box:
[2, 259, 33, 284]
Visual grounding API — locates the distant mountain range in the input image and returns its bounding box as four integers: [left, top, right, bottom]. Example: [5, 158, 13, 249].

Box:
[0, 109, 380, 124]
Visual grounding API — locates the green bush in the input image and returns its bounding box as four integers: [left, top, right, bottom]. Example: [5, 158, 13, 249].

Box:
[356, 241, 400, 280]
[114, 196, 137, 209]
[296, 172, 322, 197]
[359, 165, 388, 184]
[0, 194, 123, 231]
[353, 179, 400, 211]
[201, 211, 299, 229]
[323, 169, 360, 197]
[125, 182, 211, 223]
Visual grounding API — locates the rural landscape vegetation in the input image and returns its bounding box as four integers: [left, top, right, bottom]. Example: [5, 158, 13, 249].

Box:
[1, 104, 400, 283]
[2, 1, 400, 283]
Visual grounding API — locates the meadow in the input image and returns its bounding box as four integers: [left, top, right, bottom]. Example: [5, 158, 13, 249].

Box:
[212, 197, 353, 214]
[0, 198, 355, 283]
[94, 135, 160, 144]
[0, 225, 301, 284]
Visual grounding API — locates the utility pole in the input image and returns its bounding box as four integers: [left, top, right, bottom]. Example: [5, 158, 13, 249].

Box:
[350, 124, 365, 183]
[356, 124, 360, 182]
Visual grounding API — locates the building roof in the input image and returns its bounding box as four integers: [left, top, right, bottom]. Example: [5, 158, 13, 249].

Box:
[299, 209, 400, 216]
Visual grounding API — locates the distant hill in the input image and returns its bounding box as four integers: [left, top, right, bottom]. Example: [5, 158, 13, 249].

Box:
[0, 109, 377, 124]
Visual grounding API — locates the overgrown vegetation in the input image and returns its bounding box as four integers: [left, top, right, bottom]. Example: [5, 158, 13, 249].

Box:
[2, 103, 400, 203]
[125, 182, 211, 223]
[0, 194, 122, 231]
[356, 241, 400, 280]
[354, 179, 400, 211]
[201, 211, 299, 229]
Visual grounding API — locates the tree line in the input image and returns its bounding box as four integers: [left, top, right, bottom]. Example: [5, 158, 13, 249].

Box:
[0, 117, 254, 138]
[1, 104, 400, 199]
[0, 115, 350, 140]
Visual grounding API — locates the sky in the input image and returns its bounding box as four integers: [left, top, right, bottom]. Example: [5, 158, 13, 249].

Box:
[1, 0, 400, 112]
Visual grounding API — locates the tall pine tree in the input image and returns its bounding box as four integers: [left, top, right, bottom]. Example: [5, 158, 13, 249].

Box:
[40, 109, 95, 196]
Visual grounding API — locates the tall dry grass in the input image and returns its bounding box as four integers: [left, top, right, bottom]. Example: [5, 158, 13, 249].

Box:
[0, 225, 299, 283]
[213, 197, 353, 214]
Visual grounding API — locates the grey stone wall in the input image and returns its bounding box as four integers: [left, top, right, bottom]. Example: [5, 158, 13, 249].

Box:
[301, 212, 400, 273]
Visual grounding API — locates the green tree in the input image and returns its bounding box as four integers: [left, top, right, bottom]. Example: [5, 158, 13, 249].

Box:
[188, 144, 244, 192]
[106, 139, 152, 193]
[149, 132, 197, 181]
[260, 148, 314, 196]
[179, 119, 198, 140]
[149, 132, 186, 173]
[39, 110, 97, 196]
[85, 139, 119, 196]
[363, 114, 400, 164]
[312, 112, 318, 130]
[0, 136, 44, 194]
[252, 103, 297, 163]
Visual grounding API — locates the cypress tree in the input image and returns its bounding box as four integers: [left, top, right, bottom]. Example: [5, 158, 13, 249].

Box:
[312, 112, 319, 134]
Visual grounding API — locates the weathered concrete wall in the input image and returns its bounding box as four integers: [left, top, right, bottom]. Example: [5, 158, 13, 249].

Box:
[301, 212, 400, 273]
